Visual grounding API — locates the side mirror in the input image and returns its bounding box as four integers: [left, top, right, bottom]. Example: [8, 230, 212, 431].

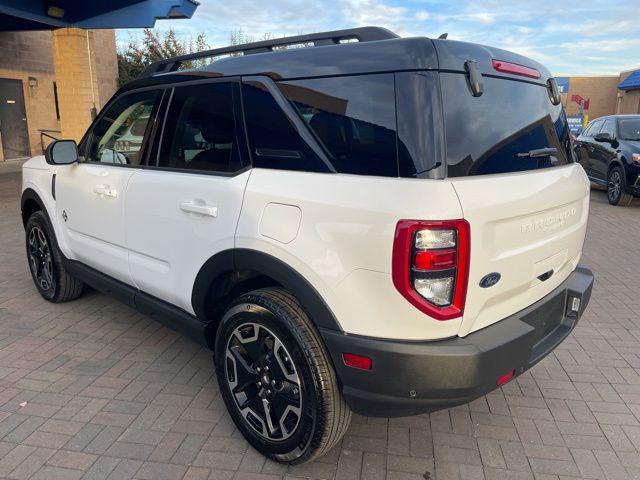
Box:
[45, 140, 78, 165]
[594, 132, 614, 143]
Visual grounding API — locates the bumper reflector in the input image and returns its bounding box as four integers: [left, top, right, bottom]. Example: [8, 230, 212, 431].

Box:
[343, 353, 372, 370]
[497, 370, 515, 386]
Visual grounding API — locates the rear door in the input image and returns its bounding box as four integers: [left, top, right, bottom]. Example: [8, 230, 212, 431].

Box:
[439, 71, 590, 336]
[124, 79, 250, 313]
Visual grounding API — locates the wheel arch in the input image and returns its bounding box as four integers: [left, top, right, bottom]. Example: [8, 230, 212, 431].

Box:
[21, 188, 49, 229]
[192, 249, 343, 345]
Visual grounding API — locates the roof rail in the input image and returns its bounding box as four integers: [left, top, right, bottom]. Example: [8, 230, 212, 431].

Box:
[139, 26, 399, 78]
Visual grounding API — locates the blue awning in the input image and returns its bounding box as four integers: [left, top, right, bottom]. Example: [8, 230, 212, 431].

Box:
[0, 0, 198, 31]
[619, 70, 640, 91]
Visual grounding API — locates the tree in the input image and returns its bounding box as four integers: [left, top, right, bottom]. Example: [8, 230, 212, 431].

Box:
[117, 29, 273, 85]
[117, 29, 211, 85]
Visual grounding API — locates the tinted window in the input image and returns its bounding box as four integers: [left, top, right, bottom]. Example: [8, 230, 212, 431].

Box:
[441, 74, 572, 177]
[619, 118, 640, 140]
[158, 82, 243, 173]
[242, 81, 330, 173]
[395, 72, 444, 178]
[86, 90, 159, 165]
[583, 120, 603, 137]
[279, 74, 398, 177]
[599, 119, 616, 138]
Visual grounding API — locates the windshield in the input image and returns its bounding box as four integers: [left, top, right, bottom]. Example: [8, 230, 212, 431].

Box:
[619, 118, 640, 141]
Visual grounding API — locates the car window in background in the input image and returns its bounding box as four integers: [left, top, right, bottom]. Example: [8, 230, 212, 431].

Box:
[583, 120, 603, 138]
[279, 74, 398, 177]
[599, 119, 616, 138]
[158, 82, 243, 174]
[619, 118, 640, 140]
[86, 90, 159, 165]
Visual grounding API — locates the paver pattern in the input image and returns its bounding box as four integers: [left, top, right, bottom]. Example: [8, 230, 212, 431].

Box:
[1, 164, 640, 479]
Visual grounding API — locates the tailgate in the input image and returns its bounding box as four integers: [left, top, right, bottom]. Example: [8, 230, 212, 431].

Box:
[435, 56, 589, 336]
[451, 164, 590, 336]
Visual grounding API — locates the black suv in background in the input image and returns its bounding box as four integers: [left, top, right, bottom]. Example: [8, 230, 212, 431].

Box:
[575, 115, 640, 205]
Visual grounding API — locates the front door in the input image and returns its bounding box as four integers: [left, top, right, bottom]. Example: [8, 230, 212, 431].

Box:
[125, 80, 250, 314]
[0, 79, 30, 160]
[55, 89, 161, 284]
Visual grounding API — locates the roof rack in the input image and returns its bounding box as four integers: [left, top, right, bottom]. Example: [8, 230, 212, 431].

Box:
[139, 26, 399, 78]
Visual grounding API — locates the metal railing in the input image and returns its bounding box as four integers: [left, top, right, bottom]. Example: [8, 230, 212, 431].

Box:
[39, 129, 61, 154]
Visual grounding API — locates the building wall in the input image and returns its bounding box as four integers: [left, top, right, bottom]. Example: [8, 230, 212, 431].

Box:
[617, 70, 640, 114]
[560, 76, 619, 121]
[0, 29, 118, 160]
[0, 30, 59, 160]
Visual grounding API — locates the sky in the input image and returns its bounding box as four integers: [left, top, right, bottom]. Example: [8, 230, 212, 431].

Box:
[117, 0, 640, 76]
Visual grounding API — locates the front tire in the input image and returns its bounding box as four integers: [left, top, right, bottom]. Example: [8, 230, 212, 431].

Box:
[25, 211, 84, 302]
[214, 288, 351, 464]
[607, 165, 633, 206]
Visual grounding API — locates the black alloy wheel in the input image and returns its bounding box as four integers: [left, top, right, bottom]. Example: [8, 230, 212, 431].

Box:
[214, 288, 351, 464]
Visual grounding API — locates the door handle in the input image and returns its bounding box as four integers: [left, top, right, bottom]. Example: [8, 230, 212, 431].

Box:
[180, 200, 218, 217]
[93, 184, 117, 198]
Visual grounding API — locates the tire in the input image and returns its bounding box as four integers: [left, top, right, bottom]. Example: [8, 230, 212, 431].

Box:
[607, 165, 633, 206]
[25, 211, 84, 303]
[214, 288, 351, 464]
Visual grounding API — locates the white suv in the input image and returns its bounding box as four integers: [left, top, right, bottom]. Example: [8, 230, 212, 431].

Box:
[21, 27, 594, 464]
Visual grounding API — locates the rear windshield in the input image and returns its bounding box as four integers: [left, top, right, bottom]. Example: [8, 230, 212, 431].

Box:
[441, 73, 573, 177]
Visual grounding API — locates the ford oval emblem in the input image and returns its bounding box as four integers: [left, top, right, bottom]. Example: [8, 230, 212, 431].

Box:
[479, 272, 501, 288]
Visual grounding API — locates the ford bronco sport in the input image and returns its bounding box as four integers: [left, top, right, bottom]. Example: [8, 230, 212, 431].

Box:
[21, 27, 594, 463]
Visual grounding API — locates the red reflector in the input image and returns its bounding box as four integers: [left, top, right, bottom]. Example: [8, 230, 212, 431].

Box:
[414, 249, 456, 271]
[342, 353, 372, 370]
[497, 370, 515, 386]
[492, 59, 540, 79]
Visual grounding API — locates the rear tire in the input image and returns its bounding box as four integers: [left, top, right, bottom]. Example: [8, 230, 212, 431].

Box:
[607, 165, 633, 206]
[25, 211, 84, 303]
[214, 288, 351, 464]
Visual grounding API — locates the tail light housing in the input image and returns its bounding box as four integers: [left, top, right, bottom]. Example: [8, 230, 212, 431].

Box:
[492, 59, 540, 79]
[392, 220, 470, 320]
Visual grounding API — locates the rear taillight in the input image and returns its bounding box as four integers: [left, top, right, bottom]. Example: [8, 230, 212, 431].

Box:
[392, 220, 470, 320]
[492, 59, 540, 79]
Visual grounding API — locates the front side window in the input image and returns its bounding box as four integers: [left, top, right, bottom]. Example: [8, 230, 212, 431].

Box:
[599, 119, 616, 138]
[157, 82, 243, 173]
[583, 120, 603, 138]
[86, 90, 159, 165]
[279, 74, 398, 177]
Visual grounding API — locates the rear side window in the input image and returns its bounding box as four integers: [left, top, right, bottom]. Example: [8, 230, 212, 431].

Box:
[157, 82, 243, 174]
[441, 74, 573, 177]
[278, 74, 398, 177]
[241, 81, 330, 173]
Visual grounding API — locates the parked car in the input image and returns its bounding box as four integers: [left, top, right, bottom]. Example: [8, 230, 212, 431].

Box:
[575, 114, 640, 205]
[21, 27, 594, 464]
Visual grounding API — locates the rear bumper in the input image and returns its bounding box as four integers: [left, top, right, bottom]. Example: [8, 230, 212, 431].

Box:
[321, 266, 593, 417]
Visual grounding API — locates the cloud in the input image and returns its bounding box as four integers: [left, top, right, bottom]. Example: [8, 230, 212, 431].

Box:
[117, 0, 640, 75]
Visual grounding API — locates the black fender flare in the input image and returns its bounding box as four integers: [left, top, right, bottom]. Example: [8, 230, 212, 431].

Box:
[21, 188, 52, 229]
[191, 248, 343, 333]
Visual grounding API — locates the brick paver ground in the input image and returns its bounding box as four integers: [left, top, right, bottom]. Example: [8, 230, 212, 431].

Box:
[2, 164, 640, 480]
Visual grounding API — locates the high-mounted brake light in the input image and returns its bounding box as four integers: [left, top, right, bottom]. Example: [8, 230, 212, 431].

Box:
[492, 59, 540, 79]
[392, 220, 470, 321]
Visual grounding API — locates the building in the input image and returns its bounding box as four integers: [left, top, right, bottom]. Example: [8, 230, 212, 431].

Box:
[0, 0, 198, 162]
[0, 29, 117, 161]
[617, 69, 640, 115]
[558, 69, 640, 133]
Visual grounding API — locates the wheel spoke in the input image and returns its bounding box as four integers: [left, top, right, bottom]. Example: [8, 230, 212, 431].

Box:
[225, 321, 303, 441]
